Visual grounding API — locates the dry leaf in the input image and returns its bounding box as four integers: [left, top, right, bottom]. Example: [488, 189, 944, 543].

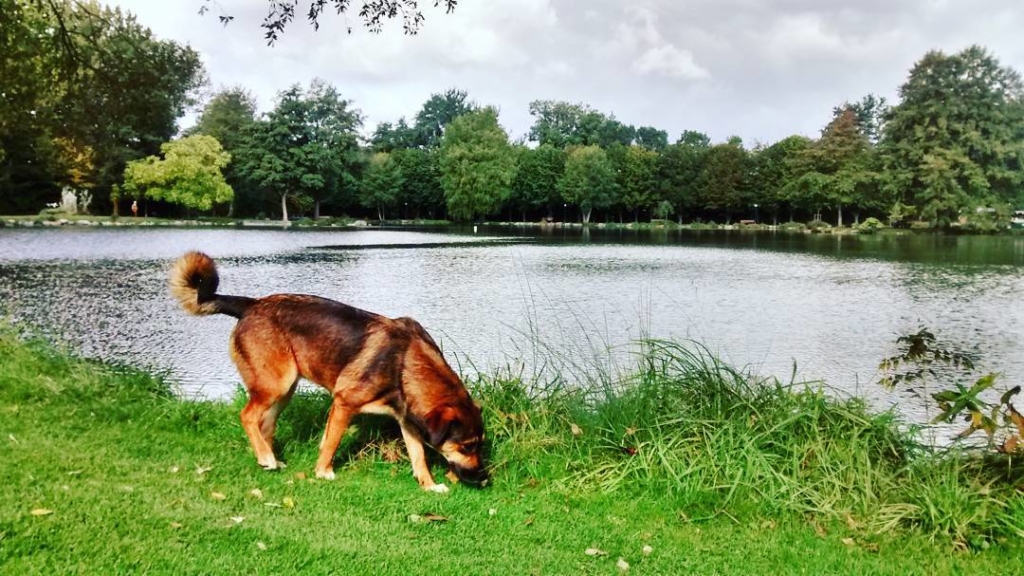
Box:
[616, 558, 630, 571]
[570, 423, 582, 436]
[524, 516, 534, 526]
[841, 537, 856, 547]
[585, 548, 607, 557]
[445, 470, 459, 484]
[408, 514, 423, 523]
[170, 522, 183, 529]
[7, 434, 17, 443]
[812, 521, 827, 538]
[168, 466, 180, 474]
[294, 472, 307, 480]
[30, 508, 53, 516]
[422, 513, 447, 522]
[230, 516, 245, 524]
[256, 541, 267, 551]
[845, 514, 862, 529]
[249, 489, 263, 499]
[195, 465, 212, 475]
[624, 427, 637, 436]
[67, 470, 82, 476]
[282, 497, 295, 509]
[488, 508, 497, 516]
[264, 502, 282, 508]
[210, 492, 227, 501]
[641, 545, 653, 555]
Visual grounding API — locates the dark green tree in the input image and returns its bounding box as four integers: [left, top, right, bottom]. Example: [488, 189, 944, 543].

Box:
[509, 144, 565, 221]
[558, 145, 616, 224]
[412, 88, 475, 148]
[881, 45, 1024, 227]
[392, 147, 444, 218]
[697, 141, 750, 223]
[360, 151, 404, 221]
[634, 126, 668, 151]
[750, 135, 812, 224]
[620, 145, 660, 221]
[188, 87, 257, 216]
[438, 107, 515, 221]
[656, 136, 709, 222]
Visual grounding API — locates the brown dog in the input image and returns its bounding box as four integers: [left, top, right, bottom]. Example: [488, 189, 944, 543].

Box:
[169, 251, 487, 492]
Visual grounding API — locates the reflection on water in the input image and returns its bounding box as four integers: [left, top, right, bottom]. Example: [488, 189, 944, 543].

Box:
[1, 226, 1022, 427]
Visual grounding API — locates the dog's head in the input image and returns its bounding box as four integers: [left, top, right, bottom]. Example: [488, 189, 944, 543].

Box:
[422, 402, 488, 486]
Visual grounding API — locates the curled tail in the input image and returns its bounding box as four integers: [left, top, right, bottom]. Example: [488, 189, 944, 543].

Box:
[169, 251, 254, 318]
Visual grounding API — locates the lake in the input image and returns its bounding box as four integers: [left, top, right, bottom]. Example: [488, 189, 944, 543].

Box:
[1, 225, 1022, 424]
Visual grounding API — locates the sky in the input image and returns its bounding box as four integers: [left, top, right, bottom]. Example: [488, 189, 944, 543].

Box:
[104, 0, 1024, 146]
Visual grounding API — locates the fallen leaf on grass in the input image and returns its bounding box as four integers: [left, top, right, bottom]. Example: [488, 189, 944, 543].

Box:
[30, 509, 53, 516]
[488, 508, 497, 516]
[249, 489, 263, 499]
[294, 472, 307, 480]
[585, 548, 607, 557]
[524, 516, 534, 526]
[408, 513, 447, 523]
[841, 537, 856, 547]
[641, 545, 653, 555]
[264, 503, 282, 508]
[210, 492, 227, 501]
[616, 558, 630, 571]
[570, 423, 582, 436]
[195, 466, 212, 476]
[168, 466, 180, 474]
[256, 541, 267, 551]
[170, 522, 183, 529]
[8, 434, 17, 444]
[230, 516, 245, 524]
[282, 497, 295, 509]
[67, 470, 82, 476]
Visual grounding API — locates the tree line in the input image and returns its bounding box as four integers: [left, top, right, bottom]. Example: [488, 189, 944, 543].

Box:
[3, 2, 1023, 229]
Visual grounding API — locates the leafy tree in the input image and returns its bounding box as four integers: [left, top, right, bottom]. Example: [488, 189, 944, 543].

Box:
[656, 141, 706, 223]
[558, 145, 616, 224]
[371, 118, 417, 152]
[833, 93, 888, 144]
[438, 107, 515, 221]
[188, 87, 257, 216]
[510, 144, 565, 220]
[798, 108, 875, 226]
[360, 152, 403, 221]
[881, 45, 1024, 227]
[697, 141, 750, 223]
[234, 80, 362, 222]
[392, 147, 443, 218]
[750, 135, 812, 223]
[123, 135, 232, 211]
[677, 130, 711, 148]
[634, 126, 668, 151]
[620, 145, 660, 221]
[527, 100, 633, 148]
[412, 88, 475, 148]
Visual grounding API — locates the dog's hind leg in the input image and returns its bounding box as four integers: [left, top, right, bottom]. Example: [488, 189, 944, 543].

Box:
[261, 380, 298, 454]
[233, 344, 298, 471]
[314, 396, 355, 480]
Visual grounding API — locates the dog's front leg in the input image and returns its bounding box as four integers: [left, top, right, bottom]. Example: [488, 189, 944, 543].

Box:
[315, 397, 354, 480]
[399, 423, 447, 493]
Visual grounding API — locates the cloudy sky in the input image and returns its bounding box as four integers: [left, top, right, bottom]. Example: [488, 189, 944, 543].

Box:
[105, 0, 1024, 146]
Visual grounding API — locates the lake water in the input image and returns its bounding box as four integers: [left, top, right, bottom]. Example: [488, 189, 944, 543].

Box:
[1, 225, 1022, 424]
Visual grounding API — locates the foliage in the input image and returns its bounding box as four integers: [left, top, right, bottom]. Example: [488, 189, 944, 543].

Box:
[392, 147, 444, 218]
[656, 135, 710, 220]
[438, 107, 515, 222]
[187, 87, 258, 215]
[696, 141, 749, 222]
[881, 46, 1024, 228]
[620, 145, 660, 219]
[527, 100, 636, 149]
[123, 135, 233, 211]
[750, 135, 811, 222]
[412, 88, 475, 148]
[833, 93, 889, 144]
[880, 329, 1023, 455]
[558, 145, 617, 224]
[856, 217, 884, 234]
[509, 144, 565, 219]
[360, 152, 404, 220]
[233, 80, 362, 222]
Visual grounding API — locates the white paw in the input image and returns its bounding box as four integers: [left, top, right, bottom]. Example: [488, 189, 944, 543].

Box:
[315, 469, 336, 481]
[260, 460, 279, 471]
[427, 483, 449, 494]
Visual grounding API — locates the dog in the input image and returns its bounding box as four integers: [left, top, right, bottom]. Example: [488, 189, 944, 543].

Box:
[169, 251, 487, 492]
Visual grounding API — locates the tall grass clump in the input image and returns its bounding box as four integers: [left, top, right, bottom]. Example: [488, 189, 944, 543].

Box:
[472, 339, 1024, 545]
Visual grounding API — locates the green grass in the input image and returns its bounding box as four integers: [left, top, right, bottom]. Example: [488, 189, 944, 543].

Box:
[1, 326, 1023, 574]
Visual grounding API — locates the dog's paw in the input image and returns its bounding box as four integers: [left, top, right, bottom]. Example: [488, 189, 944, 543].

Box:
[259, 461, 279, 471]
[427, 483, 450, 494]
[315, 469, 336, 481]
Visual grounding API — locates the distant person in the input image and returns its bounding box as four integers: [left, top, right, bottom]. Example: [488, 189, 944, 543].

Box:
[131, 200, 138, 217]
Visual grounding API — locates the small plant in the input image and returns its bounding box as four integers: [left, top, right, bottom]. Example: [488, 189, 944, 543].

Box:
[807, 219, 830, 232]
[778, 221, 806, 232]
[880, 328, 1023, 453]
[856, 217, 884, 234]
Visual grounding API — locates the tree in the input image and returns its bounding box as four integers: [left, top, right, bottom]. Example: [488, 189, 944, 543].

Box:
[510, 144, 565, 220]
[800, 108, 875, 226]
[188, 87, 257, 216]
[881, 46, 1024, 227]
[833, 93, 888, 144]
[697, 141, 750, 223]
[234, 80, 362, 223]
[412, 88, 475, 148]
[360, 152, 403, 221]
[657, 136, 709, 222]
[392, 147, 444, 218]
[371, 118, 417, 152]
[620, 145, 660, 221]
[558, 145, 616, 224]
[438, 107, 515, 221]
[750, 135, 812, 224]
[634, 126, 668, 151]
[528, 100, 630, 148]
[123, 135, 233, 211]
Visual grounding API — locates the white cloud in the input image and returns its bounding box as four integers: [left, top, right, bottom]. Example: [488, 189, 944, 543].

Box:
[634, 44, 710, 80]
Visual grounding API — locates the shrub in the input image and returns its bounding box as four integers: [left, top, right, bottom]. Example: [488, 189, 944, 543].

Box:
[807, 219, 831, 232]
[856, 217, 884, 234]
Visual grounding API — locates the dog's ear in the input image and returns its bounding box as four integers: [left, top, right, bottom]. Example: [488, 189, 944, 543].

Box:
[423, 406, 458, 446]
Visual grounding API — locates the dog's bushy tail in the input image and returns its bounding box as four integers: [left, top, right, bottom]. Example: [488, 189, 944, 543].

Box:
[169, 251, 254, 318]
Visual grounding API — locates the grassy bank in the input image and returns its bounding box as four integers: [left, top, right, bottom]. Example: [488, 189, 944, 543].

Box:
[1, 328, 1022, 574]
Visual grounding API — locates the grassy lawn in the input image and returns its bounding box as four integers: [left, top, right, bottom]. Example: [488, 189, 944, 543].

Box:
[1, 327, 1022, 574]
